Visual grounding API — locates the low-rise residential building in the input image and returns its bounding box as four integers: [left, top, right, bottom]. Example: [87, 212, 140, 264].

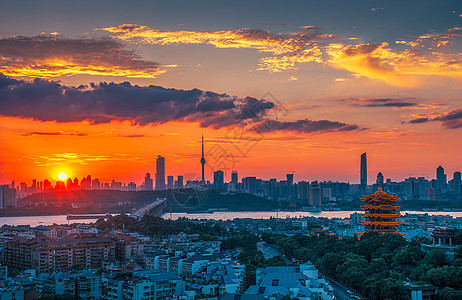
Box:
[246, 263, 334, 300]
[105, 269, 184, 300]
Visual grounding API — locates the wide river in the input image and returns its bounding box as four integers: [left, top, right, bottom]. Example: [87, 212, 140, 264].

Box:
[0, 211, 461, 227]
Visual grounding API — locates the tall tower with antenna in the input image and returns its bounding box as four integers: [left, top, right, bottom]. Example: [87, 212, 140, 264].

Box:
[201, 135, 206, 185]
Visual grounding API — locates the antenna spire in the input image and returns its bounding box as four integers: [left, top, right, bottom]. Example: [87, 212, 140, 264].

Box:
[200, 135, 206, 185]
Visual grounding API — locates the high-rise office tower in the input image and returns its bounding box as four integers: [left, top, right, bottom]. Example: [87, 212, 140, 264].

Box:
[436, 166, 447, 190]
[297, 181, 309, 201]
[66, 178, 73, 190]
[156, 155, 166, 190]
[376, 172, 384, 186]
[91, 178, 100, 190]
[177, 176, 184, 189]
[360, 153, 367, 191]
[454, 171, 462, 183]
[242, 177, 257, 194]
[0, 185, 17, 209]
[213, 170, 224, 190]
[309, 181, 321, 206]
[286, 173, 294, 185]
[200, 135, 206, 185]
[231, 171, 238, 184]
[167, 176, 174, 190]
[144, 173, 153, 191]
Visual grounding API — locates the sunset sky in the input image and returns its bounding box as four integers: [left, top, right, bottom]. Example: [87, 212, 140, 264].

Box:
[1, 0, 461, 185]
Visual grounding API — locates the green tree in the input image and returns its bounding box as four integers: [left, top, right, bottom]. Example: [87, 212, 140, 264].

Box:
[317, 252, 344, 277]
[393, 245, 425, 266]
[438, 287, 461, 300]
[424, 249, 448, 268]
[379, 278, 410, 300]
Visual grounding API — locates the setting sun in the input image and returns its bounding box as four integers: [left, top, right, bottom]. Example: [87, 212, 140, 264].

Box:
[58, 172, 67, 181]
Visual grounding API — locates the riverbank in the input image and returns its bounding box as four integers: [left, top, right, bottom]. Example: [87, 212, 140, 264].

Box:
[2, 207, 462, 218]
[1, 210, 462, 227]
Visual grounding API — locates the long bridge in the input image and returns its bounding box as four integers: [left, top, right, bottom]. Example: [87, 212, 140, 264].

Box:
[129, 198, 167, 220]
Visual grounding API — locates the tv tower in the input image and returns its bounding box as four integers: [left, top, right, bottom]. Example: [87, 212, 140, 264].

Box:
[200, 135, 206, 185]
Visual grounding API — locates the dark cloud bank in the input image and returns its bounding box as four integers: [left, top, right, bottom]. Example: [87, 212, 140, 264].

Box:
[0, 74, 360, 134]
[408, 109, 462, 129]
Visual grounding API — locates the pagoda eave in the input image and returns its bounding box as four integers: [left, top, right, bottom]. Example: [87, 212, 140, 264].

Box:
[361, 213, 401, 218]
[361, 221, 401, 226]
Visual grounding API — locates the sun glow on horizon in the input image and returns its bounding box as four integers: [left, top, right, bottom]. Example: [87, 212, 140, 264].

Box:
[58, 172, 68, 181]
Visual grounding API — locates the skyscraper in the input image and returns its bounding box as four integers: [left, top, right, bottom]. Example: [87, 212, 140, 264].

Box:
[176, 175, 184, 189]
[286, 173, 294, 185]
[0, 185, 17, 209]
[156, 155, 166, 190]
[454, 171, 461, 183]
[144, 173, 153, 191]
[309, 181, 321, 206]
[213, 170, 224, 190]
[297, 181, 309, 201]
[360, 153, 367, 191]
[231, 171, 238, 184]
[200, 135, 206, 185]
[436, 165, 447, 190]
[167, 176, 174, 189]
[376, 172, 384, 186]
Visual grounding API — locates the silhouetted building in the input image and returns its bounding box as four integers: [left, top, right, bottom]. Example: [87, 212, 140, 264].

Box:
[81, 175, 91, 190]
[454, 171, 462, 183]
[156, 155, 166, 190]
[144, 173, 153, 191]
[128, 182, 136, 191]
[91, 178, 100, 190]
[309, 181, 321, 206]
[55, 181, 65, 190]
[176, 175, 184, 189]
[0, 185, 16, 208]
[376, 172, 384, 187]
[360, 153, 367, 191]
[167, 176, 174, 189]
[286, 173, 294, 185]
[213, 170, 224, 190]
[297, 181, 309, 201]
[72, 177, 79, 188]
[243, 177, 257, 194]
[436, 165, 447, 191]
[43, 179, 52, 190]
[231, 170, 238, 184]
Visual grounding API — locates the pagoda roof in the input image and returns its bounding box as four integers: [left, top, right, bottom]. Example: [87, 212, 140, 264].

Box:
[361, 187, 400, 203]
[361, 213, 401, 218]
[361, 221, 401, 226]
[360, 204, 401, 210]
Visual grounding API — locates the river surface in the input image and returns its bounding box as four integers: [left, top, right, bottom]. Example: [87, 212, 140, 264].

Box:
[0, 211, 461, 227]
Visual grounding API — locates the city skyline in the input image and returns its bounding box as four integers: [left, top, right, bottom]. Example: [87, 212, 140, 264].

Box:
[9, 159, 462, 192]
[1, 1, 462, 184]
[3, 137, 462, 188]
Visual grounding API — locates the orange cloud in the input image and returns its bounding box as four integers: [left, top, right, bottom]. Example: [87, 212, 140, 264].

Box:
[326, 42, 462, 87]
[102, 24, 330, 72]
[0, 35, 173, 78]
[103, 24, 462, 86]
[37, 152, 143, 167]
